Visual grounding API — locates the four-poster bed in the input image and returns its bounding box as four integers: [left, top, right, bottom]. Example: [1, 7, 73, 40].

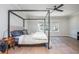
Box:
[8, 10, 51, 49]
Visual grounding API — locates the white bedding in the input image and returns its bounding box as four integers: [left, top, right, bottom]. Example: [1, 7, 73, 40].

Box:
[18, 32, 48, 44]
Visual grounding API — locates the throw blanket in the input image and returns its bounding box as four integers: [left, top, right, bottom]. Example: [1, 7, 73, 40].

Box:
[0, 41, 8, 53]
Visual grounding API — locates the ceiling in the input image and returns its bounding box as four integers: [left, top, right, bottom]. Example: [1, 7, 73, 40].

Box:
[11, 4, 79, 19]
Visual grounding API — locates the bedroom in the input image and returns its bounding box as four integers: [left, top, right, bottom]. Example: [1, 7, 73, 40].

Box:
[0, 4, 79, 54]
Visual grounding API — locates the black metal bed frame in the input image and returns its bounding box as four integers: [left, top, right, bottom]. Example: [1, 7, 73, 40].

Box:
[8, 10, 50, 49]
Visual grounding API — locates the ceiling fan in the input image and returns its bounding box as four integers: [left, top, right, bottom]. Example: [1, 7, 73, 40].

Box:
[46, 4, 64, 13]
[53, 4, 64, 12]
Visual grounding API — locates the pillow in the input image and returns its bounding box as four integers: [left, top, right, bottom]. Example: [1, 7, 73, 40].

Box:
[11, 30, 24, 37]
[22, 29, 28, 34]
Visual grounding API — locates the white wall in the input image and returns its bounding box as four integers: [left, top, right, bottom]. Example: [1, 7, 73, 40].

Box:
[50, 16, 69, 36]
[69, 14, 79, 39]
[0, 4, 22, 39]
[10, 13, 23, 31]
[27, 20, 40, 34]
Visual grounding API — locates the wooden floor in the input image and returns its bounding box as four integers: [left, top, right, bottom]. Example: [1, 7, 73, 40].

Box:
[1, 36, 79, 54]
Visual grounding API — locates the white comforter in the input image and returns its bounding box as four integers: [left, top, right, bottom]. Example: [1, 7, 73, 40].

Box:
[18, 32, 48, 44]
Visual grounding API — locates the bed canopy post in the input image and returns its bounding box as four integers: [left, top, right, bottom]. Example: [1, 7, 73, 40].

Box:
[8, 10, 10, 37]
[48, 10, 50, 49]
[44, 19, 45, 33]
[23, 20, 25, 30]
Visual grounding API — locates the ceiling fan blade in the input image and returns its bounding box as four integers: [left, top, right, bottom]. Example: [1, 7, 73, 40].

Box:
[56, 4, 64, 9]
[56, 9, 63, 12]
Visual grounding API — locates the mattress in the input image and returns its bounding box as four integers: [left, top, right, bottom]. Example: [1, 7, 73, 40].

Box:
[18, 32, 48, 44]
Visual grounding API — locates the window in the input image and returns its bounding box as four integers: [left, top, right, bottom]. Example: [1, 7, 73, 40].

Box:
[38, 21, 48, 32]
[38, 21, 59, 32]
[50, 23, 59, 32]
[38, 22, 44, 32]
